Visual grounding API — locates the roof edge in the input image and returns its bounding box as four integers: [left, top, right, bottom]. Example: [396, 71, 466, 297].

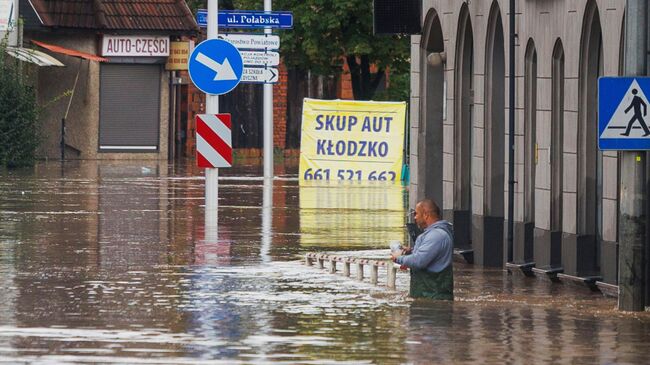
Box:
[177, 0, 200, 32]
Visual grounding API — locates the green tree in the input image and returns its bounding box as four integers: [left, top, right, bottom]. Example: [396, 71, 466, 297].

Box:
[0, 43, 40, 168]
[228, 0, 411, 101]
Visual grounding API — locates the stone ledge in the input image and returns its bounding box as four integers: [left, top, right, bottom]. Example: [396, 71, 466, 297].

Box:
[506, 262, 536, 277]
[557, 273, 602, 292]
[596, 281, 619, 298]
[532, 267, 563, 282]
[453, 248, 474, 264]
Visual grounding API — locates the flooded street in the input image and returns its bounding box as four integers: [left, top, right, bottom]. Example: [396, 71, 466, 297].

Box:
[1, 159, 649, 364]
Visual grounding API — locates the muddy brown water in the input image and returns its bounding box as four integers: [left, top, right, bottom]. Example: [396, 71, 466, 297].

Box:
[0, 160, 649, 364]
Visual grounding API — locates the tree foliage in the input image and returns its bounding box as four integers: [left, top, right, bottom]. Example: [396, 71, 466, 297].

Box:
[0, 43, 40, 168]
[191, 0, 410, 101]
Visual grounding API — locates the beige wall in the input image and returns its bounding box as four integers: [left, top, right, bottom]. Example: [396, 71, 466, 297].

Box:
[32, 33, 169, 161]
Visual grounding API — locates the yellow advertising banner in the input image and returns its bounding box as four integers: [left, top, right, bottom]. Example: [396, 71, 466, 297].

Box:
[299, 98, 407, 183]
[165, 41, 191, 71]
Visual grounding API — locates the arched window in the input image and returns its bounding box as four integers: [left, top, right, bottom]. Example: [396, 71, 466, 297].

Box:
[551, 39, 564, 234]
[416, 9, 445, 206]
[578, 0, 602, 239]
[524, 39, 537, 224]
[452, 3, 474, 249]
[484, 1, 505, 218]
[454, 4, 473, 214]
[571, 0, 603, 277]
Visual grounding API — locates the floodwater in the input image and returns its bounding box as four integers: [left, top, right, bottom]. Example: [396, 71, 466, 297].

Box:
[1, 159, 649, 364]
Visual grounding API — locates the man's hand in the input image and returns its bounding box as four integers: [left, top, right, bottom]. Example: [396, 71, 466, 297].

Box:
[391, 246, 413, 261]
[390, 251, 402, 262]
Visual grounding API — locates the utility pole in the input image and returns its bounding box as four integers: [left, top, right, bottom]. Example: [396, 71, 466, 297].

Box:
[619, 0, 647, 311]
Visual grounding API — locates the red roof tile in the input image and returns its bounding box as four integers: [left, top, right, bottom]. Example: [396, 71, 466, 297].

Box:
[29, 0, 198, 32]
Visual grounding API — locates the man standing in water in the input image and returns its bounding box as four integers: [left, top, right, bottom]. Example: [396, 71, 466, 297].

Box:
[391, 199, 454, 300]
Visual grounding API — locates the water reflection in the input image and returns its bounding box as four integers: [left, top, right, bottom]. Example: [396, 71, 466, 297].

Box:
[0, 160, 649, 364]
[406, 302, 454, 362]
[299, 181, 407, 250]
[260, 179, 273, 263]
[98, 164, 167, 269]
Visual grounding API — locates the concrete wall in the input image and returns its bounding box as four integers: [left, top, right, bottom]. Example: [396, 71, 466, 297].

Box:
[411, 0, 623, 282]
[31, 33, 169, 160]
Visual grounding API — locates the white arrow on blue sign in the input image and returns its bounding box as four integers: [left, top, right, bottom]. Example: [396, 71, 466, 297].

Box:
[188, 39, 243, 95]
[599, 77, 650, 150]
[196, 10, 293, 29]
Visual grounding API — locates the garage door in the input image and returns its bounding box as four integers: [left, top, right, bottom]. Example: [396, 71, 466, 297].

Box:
[99, 64, 161, 151]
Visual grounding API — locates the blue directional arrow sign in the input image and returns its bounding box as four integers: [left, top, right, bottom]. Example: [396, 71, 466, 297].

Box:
[599, 77, 650, 150]
[188, 39, 243, 95]
[196, 9, 293, 29]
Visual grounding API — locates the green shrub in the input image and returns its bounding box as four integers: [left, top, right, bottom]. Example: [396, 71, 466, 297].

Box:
[0, 42, 40, 168]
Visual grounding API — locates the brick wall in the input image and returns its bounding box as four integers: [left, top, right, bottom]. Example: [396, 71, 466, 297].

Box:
[183, 71, 205, 158]
[338, 58, 354, 100]
[337, 57, 381, 100]
[273, 61, 288, 149]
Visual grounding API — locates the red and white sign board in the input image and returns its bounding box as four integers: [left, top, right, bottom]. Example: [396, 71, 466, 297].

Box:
[196, 113, 232, 168]
[101, 35, 170, 57]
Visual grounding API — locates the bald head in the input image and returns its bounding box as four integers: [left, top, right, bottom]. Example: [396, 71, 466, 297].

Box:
[414, 199, 441, 228]
[418, 199, 441, 218]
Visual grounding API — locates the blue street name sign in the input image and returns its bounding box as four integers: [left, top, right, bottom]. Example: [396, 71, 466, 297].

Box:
[196, 10, 293, 29]
[599, 77, 650, 150]
[196, 10, 207, 26]
[188, 39, 243, 95]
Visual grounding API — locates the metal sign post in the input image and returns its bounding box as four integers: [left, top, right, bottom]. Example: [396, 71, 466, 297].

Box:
[264, 0, 274, 181]
[197, 4, 290, 181]
[190, 0, 242, 218]
[205, 0, 220, 226]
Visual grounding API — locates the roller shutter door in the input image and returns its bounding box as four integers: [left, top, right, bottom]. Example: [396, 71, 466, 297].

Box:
[99, 64, 161, 151]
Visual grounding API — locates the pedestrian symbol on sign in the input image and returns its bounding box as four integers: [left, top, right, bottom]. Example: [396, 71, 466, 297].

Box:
[621, 89, 650, 136]
[599, 77, 650, 150]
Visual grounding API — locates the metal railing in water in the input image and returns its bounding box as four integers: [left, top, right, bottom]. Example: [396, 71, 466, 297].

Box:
[304, 252, 401, 289]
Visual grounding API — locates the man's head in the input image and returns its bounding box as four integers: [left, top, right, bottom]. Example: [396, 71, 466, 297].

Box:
[413, 199, 441, 229]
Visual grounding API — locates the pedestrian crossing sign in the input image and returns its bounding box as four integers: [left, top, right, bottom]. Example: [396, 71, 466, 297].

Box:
[599, 77, 650, 150]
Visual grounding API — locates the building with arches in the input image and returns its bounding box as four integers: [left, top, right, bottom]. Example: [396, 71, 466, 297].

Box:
[410, 0, 624, 286]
